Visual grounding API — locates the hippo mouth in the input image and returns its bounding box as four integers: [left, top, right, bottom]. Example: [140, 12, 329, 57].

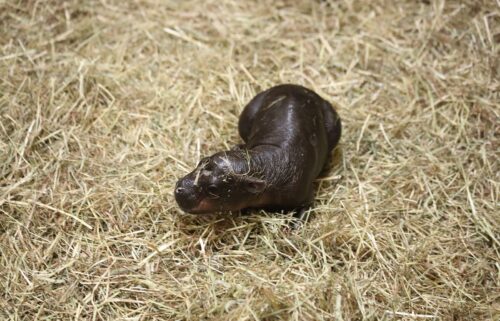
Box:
[180, 198, 219, 214]
[178, 197, 246, 214]
[174, 185, 221, 214]
[174, 181, 245, 214]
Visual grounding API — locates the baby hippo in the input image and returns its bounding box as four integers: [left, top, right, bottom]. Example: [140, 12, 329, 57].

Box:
[175, 84, 341, 215]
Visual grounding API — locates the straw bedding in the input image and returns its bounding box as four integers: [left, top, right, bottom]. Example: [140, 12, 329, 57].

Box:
[0, 0, 498, 320]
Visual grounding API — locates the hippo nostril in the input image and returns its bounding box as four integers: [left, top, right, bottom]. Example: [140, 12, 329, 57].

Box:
[175, 187, 185, 194]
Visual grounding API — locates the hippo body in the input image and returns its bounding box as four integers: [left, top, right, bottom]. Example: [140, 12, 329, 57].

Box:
[175, 84, 341, 215]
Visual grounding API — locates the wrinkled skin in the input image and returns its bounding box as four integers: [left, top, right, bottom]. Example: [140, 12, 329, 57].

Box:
[175, 84, 341, 214]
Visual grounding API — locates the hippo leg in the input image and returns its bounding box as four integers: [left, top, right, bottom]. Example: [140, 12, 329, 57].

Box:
[320, 101, 342, 151]
[294, 205, 312, 223]
[238, 89, 269, 142]
[231, 143, 246, 151]
[288, 188, 315, 228]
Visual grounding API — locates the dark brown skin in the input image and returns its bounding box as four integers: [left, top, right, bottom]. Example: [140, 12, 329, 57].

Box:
[174, 84, 341, 215]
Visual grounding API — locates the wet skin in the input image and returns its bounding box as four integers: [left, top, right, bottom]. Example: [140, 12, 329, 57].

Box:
[175, 84, 341, 215]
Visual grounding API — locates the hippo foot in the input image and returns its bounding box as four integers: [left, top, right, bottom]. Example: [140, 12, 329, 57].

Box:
[231, 144, 246, 151]
[292, 205, 312, 228]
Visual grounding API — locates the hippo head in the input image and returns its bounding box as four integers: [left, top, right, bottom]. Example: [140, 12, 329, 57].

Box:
[174, 151, 267, 214]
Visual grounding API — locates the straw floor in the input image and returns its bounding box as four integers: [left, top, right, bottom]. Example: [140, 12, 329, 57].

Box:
[1, 0, 499, 320]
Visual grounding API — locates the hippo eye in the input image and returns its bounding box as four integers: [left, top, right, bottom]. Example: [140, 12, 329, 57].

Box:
[197, 158, 210, 167]
[207, 184, 219, 198]
[204, 162, 214, 171]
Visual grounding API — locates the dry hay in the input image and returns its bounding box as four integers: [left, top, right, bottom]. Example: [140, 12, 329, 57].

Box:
[0, 0, 499, 320]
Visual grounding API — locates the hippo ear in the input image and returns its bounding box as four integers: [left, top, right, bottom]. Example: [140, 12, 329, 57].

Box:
[241, 176, 266, 194]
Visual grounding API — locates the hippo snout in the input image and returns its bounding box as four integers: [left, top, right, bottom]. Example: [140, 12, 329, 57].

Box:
[174, 178, 201, 212]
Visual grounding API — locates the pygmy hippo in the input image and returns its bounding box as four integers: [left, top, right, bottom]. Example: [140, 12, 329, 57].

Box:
[174, 84, 341, 216]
